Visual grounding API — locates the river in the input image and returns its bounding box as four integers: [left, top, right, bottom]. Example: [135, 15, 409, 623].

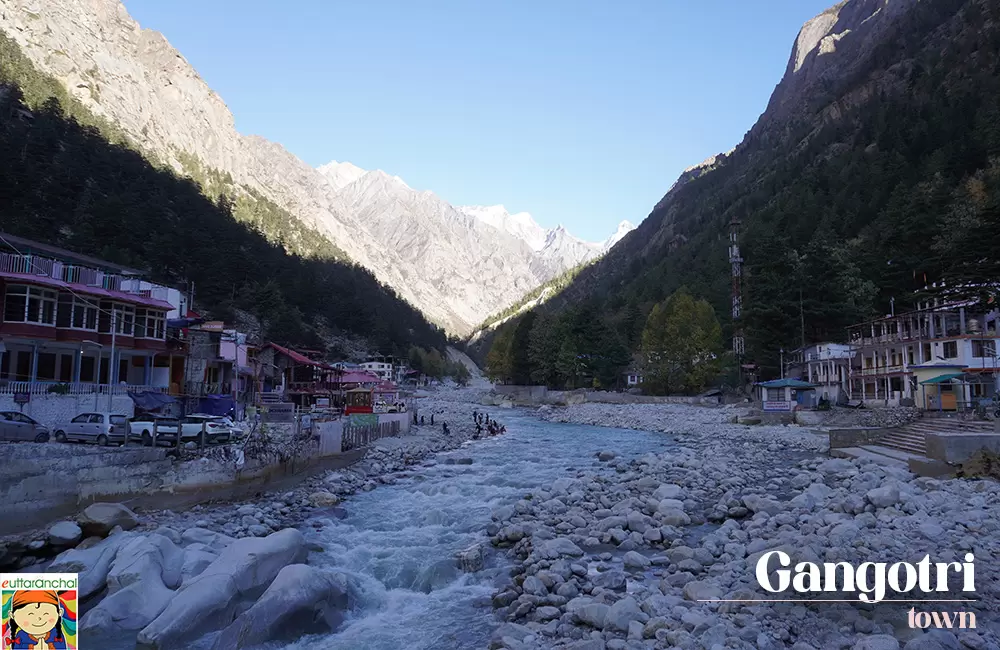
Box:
[273, 412, 677, 650]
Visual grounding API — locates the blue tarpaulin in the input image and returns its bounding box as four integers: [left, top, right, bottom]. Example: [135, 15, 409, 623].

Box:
[196, 394, 234, 416]
[128, 391, 177, 411]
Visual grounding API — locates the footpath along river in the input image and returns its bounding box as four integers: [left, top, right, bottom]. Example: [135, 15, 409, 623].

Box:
[278, 412, 679, 650]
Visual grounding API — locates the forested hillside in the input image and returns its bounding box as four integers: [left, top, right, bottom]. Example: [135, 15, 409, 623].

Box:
[0, 32, 446, 354]
[485, 0, 1000, 385]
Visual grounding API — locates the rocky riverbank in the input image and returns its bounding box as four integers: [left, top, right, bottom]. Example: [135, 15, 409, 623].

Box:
[0, 396, 499, 572]
[2, 396, 507, 648]
[487, 403, 1000, 650]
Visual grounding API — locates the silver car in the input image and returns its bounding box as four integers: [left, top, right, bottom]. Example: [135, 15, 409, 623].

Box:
[55, 412, 128, 446]
[0, 411, 51, 443]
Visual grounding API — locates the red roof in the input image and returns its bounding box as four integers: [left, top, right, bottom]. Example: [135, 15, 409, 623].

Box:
[375, 380, 398, 392]
[338, 371, 381, 384]
[0, 271, 175, 311]
[264, 342, 328, 367]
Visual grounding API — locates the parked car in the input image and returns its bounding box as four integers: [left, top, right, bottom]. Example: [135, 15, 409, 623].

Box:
[218, 416, 245, 438]
[127, 416, 182, 446]
[0, 411, 51, 443]
[55, 412, 128, 446]
[181, 414, 233, 443]
[127, 414, 231, 445]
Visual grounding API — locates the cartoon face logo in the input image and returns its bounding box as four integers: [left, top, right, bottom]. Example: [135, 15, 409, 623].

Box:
[11, 593, 61, 637]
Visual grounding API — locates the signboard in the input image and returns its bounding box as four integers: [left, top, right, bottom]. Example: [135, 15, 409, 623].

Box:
[350, 414, 378, 427]
[763, 400, 792, 412]
[13, 392, 30, 406]
[315, 398, 330, 408]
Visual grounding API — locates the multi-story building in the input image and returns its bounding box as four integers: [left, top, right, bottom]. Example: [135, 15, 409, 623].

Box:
[0, 233, 184, 398]
[786, 343, 856, 404]
[361, 360, 393, 382]
[846, 290, 1000, 407]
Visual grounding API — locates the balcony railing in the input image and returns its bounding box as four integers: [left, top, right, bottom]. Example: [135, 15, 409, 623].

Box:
[185, 381, 235, 396]
[0, 381, 165, 396]
[855, 365, 906, 377]
[0, 253, 159, 296]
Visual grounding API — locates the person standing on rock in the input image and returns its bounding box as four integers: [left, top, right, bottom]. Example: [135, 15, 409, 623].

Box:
[431, 414, 435, 425]
[442, 422, 449, 434]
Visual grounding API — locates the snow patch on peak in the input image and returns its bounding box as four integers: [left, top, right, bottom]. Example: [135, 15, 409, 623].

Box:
[602, 220, 636, 252]
[317, 160, 367, 191]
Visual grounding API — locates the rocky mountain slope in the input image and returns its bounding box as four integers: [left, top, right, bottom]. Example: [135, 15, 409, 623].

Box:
[508, 0, 1000, 375]
[0, 0, 622, 336]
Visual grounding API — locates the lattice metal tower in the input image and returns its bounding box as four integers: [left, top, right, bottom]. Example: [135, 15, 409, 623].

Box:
[729, 218, 745, 371]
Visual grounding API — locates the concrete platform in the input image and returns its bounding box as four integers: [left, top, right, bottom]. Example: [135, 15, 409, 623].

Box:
[830, 446, 909, 469]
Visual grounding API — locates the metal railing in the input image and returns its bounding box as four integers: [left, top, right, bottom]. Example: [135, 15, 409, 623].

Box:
[342, 419, 401, 451]
[0, 381, 165, 396]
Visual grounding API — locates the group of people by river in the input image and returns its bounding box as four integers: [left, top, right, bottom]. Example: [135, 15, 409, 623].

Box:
[472, 410, 505, 439]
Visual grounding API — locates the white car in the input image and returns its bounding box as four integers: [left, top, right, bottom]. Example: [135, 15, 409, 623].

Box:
[181, 414, 233, 443]
[55, 412, 128, 446]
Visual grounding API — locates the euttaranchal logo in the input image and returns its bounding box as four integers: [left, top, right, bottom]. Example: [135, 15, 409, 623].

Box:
[1, 573, 79, 649]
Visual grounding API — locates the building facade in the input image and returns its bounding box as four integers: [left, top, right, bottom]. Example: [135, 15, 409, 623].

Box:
[786, 343, 855, 404]
[0, 234, 183, 398]
[846, 294, 1000, 407]
[361, 360, 393, 382]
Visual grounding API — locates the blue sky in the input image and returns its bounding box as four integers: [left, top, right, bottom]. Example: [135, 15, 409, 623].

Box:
[122, 0, 833, 242]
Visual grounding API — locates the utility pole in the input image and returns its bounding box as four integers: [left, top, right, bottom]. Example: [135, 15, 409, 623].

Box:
[799, 289, 806, 351]
[108, 308, 117, 412]
[780, 348, 785, 379]
[729, 218, 745, 390]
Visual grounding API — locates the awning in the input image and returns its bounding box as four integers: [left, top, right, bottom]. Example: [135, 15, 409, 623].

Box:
[919, 373, 965, 385]
[196, 395, 234, 416]
[128, 391, 177, 410]
[757, 378, 817, 389]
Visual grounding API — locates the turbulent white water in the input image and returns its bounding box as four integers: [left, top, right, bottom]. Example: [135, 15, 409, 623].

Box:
[279, 412, 676, 650]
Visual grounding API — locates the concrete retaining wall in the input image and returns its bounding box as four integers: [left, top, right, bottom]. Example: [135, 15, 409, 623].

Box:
[0, 394, 135, 430]
[0, 442, 170, 534]
[827, 427, 886, 449]
[925, 432, 1000, 464]
[494, 385, 548, 402]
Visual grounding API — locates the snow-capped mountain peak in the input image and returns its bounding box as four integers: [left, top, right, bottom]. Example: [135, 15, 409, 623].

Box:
[317, 160, 367, 191]
[602, 220, 636, 252]
[458, 205, 548, 252]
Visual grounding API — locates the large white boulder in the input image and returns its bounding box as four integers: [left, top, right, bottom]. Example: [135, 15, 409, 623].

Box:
[78, 502, 140, 537]
[49, 533, 136, 599]
[79, 534, 188, 636]
[137, 529, 307, 649]
[48, 521, 83, 547]
[211, 564, 350, 650]
[107, 533, 185, 593]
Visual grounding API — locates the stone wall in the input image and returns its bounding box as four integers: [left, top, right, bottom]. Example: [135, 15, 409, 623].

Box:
[0, 442, 170, 534]
[0, 411, 397, 534]
[0, 393, 135, 430]
[925, 430, 1000, 464]
[827, 427, 886, 449]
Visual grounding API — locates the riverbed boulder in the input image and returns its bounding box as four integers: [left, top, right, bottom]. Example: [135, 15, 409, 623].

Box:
[455, 543, 486, 572]
[80, 534, 185, 636]
[598, 450, 616, 461]
[48, 521, 83, 547]
[48, 532, 136, 599]
[78, 502, 140, 537]
[308, 491, 340, 507]
[137, 528, 307, 649]
[866, 484, 901, 508]
[180, 527, 235, 552]
[604, 596, 647, 632]
[211, 564, 350, 650]
[540, 537, 584, 559]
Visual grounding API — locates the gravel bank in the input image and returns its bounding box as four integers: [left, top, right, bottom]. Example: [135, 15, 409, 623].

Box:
[487, 403, 1000, 650]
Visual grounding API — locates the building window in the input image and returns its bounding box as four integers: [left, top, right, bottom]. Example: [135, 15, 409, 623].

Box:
[3, 284, 57, 325]
[907, 347, 914, 366]
[972, 340, 994, 358]
[766, 388, 784, 401]
[923, 343, 932, 362]
[57, 293, 99, 330]
[142, 310, 166, 339]
[942, 341, 958, 359]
